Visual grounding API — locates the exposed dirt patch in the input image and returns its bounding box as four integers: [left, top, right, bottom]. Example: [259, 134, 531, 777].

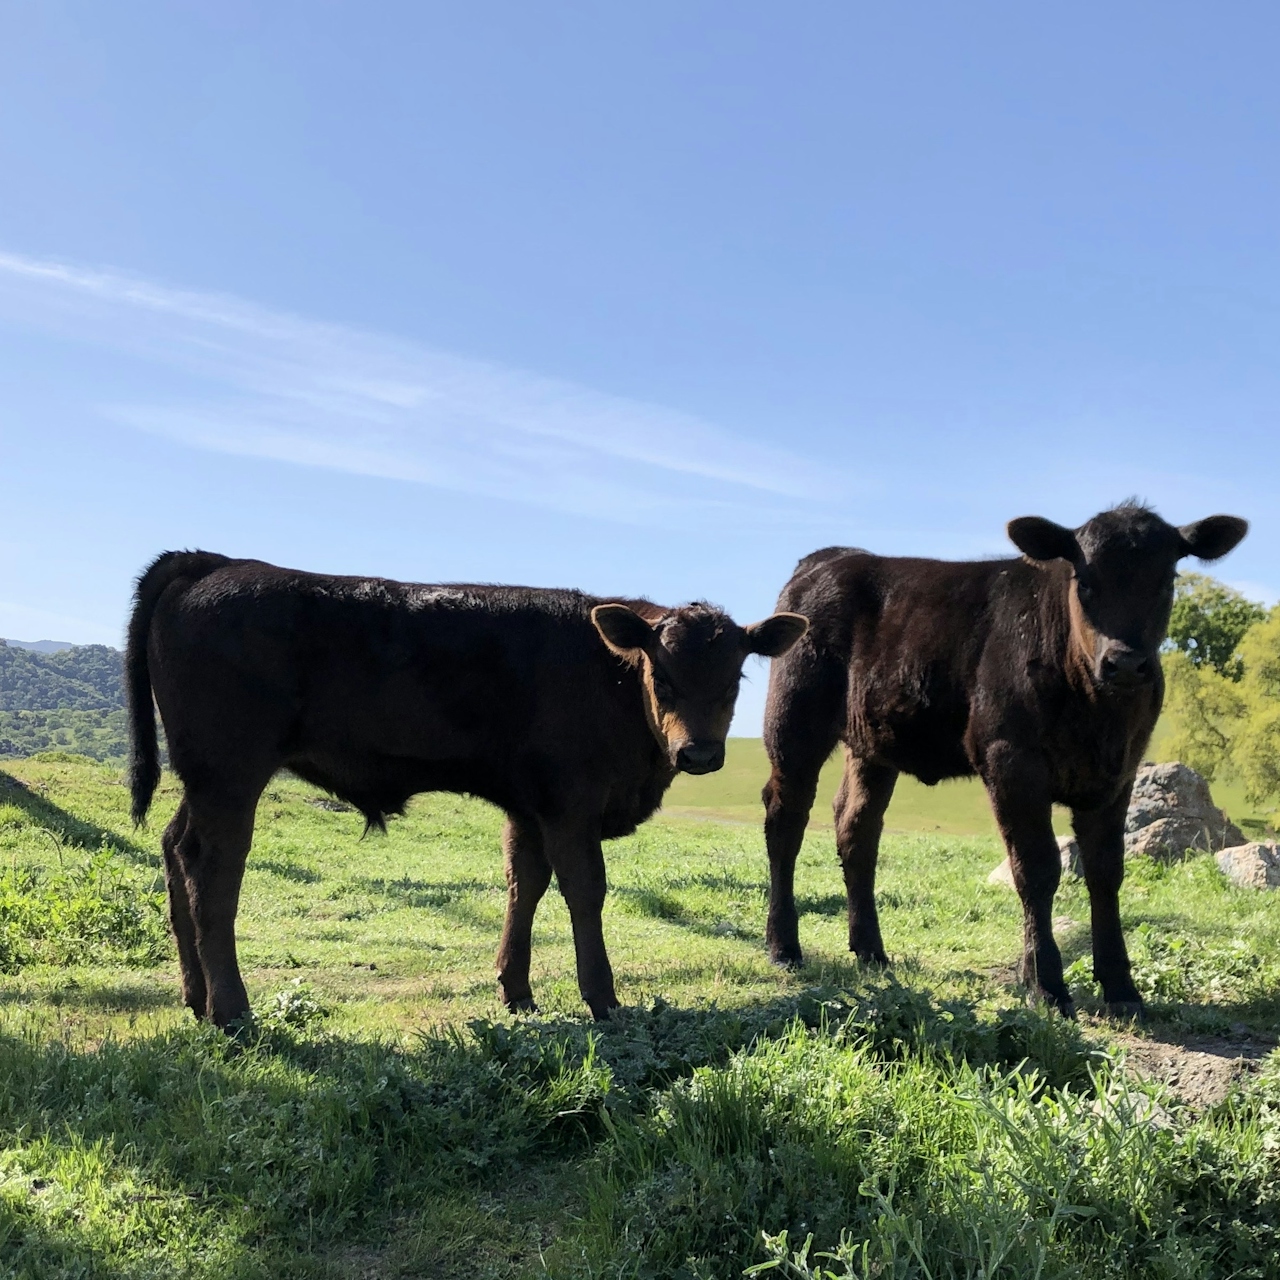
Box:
[1115, 1031, 1274, 1109]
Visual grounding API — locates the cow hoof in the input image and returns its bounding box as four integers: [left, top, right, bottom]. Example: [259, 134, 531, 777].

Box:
[220, 1013, 256, 1041]
[505, 996, 539, 1015]
[1028, 990, 1076, 1020]
[1104, 999, 1146, 1023]
[852, 948, 890, 968]
[588, 1000, 619, 1022]
[769, 946, 805, 970]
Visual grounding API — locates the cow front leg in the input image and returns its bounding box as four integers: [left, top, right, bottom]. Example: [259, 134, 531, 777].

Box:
[834, 754, 898, 964]
[495, 815, 553, 1013]
[542, 819, 618, 1020]
[983, 744, 1073, 1017]
[1073, 790, 1144, 1018]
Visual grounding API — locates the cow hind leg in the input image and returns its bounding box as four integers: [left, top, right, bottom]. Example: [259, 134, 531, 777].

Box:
[174, 790, 259, 1030]
[161, 801, 206, 1019]
[1072, 797, 1144, 1018]
[834, 754, 898, 965]
[496, 814, 554, 1012]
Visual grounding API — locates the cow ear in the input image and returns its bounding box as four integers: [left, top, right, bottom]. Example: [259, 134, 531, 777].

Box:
[591, 604, 657, 656]
[744, 612, 809, 657]
[1179, 515, 1248, 562]
[1007, 516, 1080, 564]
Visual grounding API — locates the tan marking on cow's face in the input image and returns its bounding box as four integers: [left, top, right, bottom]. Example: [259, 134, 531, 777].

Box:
[1066, 577, 1102, 690]
[636, 658, 672, 751]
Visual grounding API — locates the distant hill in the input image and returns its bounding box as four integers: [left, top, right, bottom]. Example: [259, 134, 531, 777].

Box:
[0, 641, 123, 712]
[0, 640, 129, 760]
[1, 638, 77, 653]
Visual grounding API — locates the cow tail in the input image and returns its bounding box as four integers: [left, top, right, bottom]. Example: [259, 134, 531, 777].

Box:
[126, 550, 229, 825]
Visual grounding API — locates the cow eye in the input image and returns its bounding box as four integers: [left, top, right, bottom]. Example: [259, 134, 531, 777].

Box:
[651, 671, 675, 702]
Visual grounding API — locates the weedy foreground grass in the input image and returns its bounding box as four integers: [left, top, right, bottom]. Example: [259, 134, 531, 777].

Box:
[0, 754, 1278, 1278]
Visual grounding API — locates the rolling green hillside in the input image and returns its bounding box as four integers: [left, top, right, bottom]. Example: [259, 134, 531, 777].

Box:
[669, 738, 1015, 835]
[0, 641, 127, 760]
[668, 729, 1277, 839]
[0, 640, 122, 710]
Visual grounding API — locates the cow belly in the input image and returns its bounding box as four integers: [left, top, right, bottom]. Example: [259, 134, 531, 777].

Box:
[847, 702, 973, 786]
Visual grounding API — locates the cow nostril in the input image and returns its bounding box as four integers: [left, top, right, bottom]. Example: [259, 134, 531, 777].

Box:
[676, 743, 725, 774]
[1100, 649, 1151, 684]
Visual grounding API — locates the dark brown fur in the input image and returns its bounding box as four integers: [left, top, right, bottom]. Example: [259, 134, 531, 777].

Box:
[762, 505, 1247, 1016]
[127, 551, 805, 1027]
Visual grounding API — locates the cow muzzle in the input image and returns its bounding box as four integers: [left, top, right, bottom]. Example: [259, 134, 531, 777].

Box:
[1097, 644, 1155, 689]
[675, 741, 726, 774]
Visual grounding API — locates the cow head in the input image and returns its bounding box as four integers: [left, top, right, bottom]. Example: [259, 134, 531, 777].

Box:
[1007, 504, 1248, 691]
[592, 602, 808, 772]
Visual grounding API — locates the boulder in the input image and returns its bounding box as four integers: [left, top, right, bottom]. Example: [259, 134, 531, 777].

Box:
[988, 835, 1081, 888]
[987, 761, 1245, 886]
[1124, 762, 1244, 862]
[1057, 834, 1084, 877]
[987, 859, 1014, 888]
[1215, 842, 1280, 891]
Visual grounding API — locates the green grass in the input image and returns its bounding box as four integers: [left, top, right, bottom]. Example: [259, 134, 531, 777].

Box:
[666, 736, 1280, 837]
[1, 752, 1278, 1278]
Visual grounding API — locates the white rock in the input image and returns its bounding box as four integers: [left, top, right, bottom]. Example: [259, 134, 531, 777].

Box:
[1215, 842, 1280, 891]
[987, 859, 1015, 887]
[1057, 834, 1084, 877]
[988, 836, 1081, 889]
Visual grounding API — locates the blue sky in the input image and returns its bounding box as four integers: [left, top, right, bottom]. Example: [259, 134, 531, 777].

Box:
[1, 3, 1278, 731]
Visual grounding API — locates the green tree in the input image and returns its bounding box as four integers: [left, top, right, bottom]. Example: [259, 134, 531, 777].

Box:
[1161, 651, 1243, 782]
[1165, 572, 1266, 680]
[1232, 609, 1280, 804]
[1163, 606, 1280, 806]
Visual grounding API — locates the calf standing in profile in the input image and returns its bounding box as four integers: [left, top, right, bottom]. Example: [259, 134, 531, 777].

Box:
[762, 505, 1246, 1016]
[126, 552, 807, 1029]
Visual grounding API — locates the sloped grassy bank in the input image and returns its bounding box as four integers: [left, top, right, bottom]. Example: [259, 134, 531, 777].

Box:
[1, 755, 1279, 1277]
[2, 988, 1277, 1278]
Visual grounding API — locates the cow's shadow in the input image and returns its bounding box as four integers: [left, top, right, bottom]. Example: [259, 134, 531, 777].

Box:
[0, 977, 177, 1013]
[0, 767, 155, 867]
[0, 968, 1103, 1275]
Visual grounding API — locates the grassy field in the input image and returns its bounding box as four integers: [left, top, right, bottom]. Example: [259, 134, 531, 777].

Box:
[1, 748, 1278, 1278]
[666, 735, 1280, 839]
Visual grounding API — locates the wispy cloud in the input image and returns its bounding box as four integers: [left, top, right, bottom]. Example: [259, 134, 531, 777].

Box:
[0, 250, 844, 524]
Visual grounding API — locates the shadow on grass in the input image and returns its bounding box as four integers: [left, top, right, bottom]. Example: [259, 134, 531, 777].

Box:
[351, 876, 501, 909]
[251, 858, 323, 884]
[0, 977, 179, 1013]
[1092, 995, 1280, 1044]
[795, 891, 847, 917]
[0, 767, 154, 866]
[0, 972, 1104, 1276]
